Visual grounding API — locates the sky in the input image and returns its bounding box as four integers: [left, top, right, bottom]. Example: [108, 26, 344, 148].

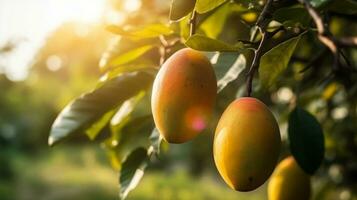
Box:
[0, 0, 139, 81]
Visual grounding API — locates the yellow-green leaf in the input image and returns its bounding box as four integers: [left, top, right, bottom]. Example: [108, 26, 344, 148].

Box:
[108, 45, 155, 69]
[48, 72, 154, 146]
[170, 0, 196, 21]
[195, 0, 226, 14]
[185, 34, 244, 52]
[259, 34, 303, 89]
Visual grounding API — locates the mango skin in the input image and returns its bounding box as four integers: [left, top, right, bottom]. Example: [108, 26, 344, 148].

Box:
[151, 48, 217, 143]
[268, 156, 311, 200]
[213, 97, 281, 191]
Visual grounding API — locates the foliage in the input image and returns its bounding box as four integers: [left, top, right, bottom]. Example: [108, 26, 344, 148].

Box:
[48, 0, 357, 199]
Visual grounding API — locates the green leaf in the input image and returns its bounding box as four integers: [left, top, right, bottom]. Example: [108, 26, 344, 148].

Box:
[308, 0, 330, 7]
[110, 92, 147, 132]
[327, 0, 357, 15]
[185, 35, 244, 52]
[170, 0, 197, 21]
[234, 0, 261, 8]
[85, 110, 115, 140]
[199, 3, 230, 38]
[259, 34, 303, 89]
[48, 72, 154, 146]
[119, 148, 149, 200]
[209, 52, 246, 92]
[195, 0, 226, 14]
[99, 37, 159, 71]
[109, 93, 154, 160]
[103, 63, 158, 82]
[118, 128, 163, 200]
[179, 15, 191, 40]
[288, 107, 325, 175]
[217, 55, 246, 92]
[115, 116, 155, 158]
[107, 24, 173, 39]
[108, 45, 155, 69]
[273, 7, 310, 28]
[149, 128, 162, 154]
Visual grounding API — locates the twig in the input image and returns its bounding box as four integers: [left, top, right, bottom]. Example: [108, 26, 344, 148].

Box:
[246, 25, 285, 97]
[159, 36, 182, 65]
[159, 36, 168, 65]
[297, 0, 357, 71]
[340, 50, 352, 69]
[246, 28, 267, 97]
[189, 11, 197, 37]
[256, 0, 274, 28]
[245, 0, 278, 97]
[159, 35, 169, 47]
[334, 37, 357, 47]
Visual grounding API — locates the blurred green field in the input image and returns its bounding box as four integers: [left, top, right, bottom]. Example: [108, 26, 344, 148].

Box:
[0, 145, 267, 200]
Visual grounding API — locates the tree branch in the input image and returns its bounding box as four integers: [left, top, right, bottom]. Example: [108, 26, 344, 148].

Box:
[297, 0, 357, 72]
[246, 28, 267, 97]
[189, 11, 197, 37]
[246, 0, 280, 97]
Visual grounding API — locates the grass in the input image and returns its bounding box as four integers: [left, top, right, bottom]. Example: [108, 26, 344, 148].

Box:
[1, 145, 267, 200]
[130, 170, 266, 200]
[8, 145, 357, 200]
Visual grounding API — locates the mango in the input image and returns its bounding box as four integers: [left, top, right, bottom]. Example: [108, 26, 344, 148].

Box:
[268, 156, 311, 200]
[213, 97, 281, 191]
[151, 48, 217, 143]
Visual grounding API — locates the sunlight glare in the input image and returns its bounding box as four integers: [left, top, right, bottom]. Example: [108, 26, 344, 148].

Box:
[0, 0, 108, 80]
[123, 0, 142, 12]
[55, 0, 106, 24]
[105, 10, 126, 25]
[46, 55, 62, 71]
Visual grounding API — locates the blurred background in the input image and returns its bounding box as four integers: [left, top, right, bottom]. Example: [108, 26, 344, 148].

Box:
[0, 0, 356, 200]
[0, 0, 253, 199]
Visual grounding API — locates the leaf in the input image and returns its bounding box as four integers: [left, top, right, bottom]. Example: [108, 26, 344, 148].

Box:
[179, 15, 191, 40]
[185, 35, 244, 52]
[199, 3, 230, 38]
[109, 92, 154, 161]
[102, 64, 158, 84]
[217, 55, 246, 92]
[115, 116, 155, 160]
[308, 0, 330, 7]
[99, 37, 159, 71]
[273, 7, 310, 28]
[118, 128, 161, 200]
[85, 110, 115, 140]
[259, 34, 303, 89]
[107, 24, 173, 39]
[288, 107, 325, 175]
[170, 0, 197, 21]
[108, 92, 148, 144]
[119, 148, 149, 200]
[108, 45, 155, 69]
[327, 0, 357, 15]
[195, 0, 226, 14]
[208, 52, 246, 92]
[110, 92, 146, 128]
[48, 72, 154, 146]
[149, 128, 162, 154]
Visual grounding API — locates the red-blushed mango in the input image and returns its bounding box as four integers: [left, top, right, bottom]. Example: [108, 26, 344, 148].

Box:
[151, 48, 217, 143]
[213, 97, 281, 191]
[268, 156, 311, 200]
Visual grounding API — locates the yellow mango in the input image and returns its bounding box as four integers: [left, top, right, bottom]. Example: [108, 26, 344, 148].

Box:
[151, 48, 217, 143]
[214, 97, 281, 191]
[268, 156, 311, 200]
